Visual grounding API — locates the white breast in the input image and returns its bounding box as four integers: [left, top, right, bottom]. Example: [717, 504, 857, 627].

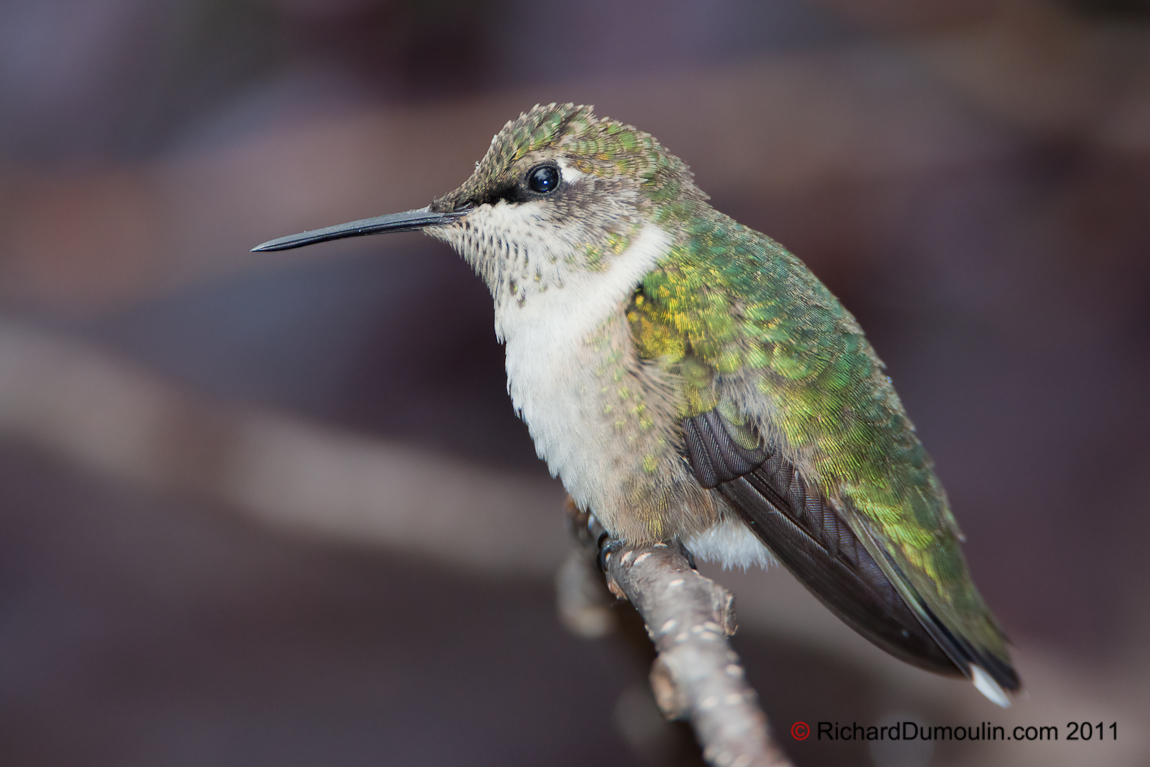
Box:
[497, 223, 672, 512]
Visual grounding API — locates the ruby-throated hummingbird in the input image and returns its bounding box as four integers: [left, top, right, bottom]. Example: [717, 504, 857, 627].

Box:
[254, 103, 1019, 705]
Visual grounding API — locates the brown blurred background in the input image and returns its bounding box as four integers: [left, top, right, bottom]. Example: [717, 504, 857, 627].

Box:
[1, 0, 1148, 765]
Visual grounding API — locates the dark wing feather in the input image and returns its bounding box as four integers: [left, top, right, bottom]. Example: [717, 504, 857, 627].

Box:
[683, 409, 970, 678]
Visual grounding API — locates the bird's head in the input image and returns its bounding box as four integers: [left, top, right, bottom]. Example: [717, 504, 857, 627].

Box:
[253, 104, 704, 297]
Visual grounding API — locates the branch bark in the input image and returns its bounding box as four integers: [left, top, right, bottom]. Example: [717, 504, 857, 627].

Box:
[564, 501, 794, 767]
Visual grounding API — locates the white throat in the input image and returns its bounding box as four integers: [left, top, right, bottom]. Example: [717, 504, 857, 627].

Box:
[495, 221, 671, 347]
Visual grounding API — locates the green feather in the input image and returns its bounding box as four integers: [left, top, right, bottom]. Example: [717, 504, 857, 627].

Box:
[628, 203, 1012, 665]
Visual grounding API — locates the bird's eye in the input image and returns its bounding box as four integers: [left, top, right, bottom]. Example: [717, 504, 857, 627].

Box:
[526, 164, 560, 194]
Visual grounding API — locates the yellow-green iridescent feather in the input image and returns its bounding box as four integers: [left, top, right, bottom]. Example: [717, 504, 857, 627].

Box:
[628, 200, 1012, 668]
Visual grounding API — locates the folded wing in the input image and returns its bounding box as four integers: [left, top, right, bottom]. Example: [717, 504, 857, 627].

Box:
[682, 407, 1020, 694]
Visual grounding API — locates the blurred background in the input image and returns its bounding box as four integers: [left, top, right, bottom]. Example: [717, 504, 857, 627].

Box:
[1, 0, 1148, 765]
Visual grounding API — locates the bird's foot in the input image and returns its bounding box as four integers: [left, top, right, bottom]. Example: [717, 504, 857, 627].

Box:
[597, 536, 626, 573]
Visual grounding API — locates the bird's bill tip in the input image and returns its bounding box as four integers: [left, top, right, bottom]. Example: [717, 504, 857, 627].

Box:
[250, 206, 462, 253]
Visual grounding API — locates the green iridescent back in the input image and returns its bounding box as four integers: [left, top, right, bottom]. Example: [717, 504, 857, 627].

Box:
[630, 186, 1010, 664]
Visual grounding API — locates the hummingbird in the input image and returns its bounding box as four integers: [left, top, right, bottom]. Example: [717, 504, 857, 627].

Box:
[254, 103, 1019, 705]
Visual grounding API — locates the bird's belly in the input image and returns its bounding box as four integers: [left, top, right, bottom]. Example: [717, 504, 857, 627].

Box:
[504, 323, 643, 528]
[501, 313, 729, 547]
[506, 341, 772, 568]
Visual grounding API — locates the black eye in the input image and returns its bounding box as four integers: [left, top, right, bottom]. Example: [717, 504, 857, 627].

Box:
[526, 164, 560, 194]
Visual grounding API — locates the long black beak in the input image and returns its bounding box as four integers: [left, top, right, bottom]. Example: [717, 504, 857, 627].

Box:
[251, 206, 463, 252]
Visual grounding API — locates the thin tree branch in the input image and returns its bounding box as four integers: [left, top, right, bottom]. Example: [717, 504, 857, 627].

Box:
[565, 501, 794, 767]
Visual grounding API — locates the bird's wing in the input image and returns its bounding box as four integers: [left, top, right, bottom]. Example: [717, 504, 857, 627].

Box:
[627, 211, 1018, 692]
[680, 404, 1018, 690]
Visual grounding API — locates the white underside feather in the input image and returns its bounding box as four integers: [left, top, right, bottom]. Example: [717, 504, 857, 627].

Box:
[683, 516, 776, 570]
